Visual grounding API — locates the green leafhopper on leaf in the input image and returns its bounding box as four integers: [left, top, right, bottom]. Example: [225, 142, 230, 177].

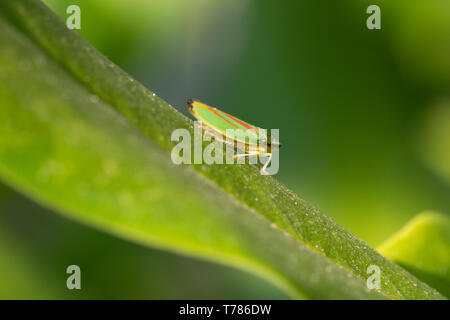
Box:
[187, 99, 281, 175]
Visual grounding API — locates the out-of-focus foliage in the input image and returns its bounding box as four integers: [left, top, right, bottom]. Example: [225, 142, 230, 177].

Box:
[379, 212, 450, 298]
[385, 0, 450, 90]
[418, 99, 450, 185]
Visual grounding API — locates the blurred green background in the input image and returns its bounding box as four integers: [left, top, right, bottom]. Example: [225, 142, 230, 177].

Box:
[0, 0, 449, 298]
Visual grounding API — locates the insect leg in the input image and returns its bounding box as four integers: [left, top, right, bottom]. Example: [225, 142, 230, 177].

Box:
[260, 153, 272, 175]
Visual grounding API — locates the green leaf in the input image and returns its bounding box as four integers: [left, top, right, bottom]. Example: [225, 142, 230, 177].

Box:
[378, 212, 450, 298]
[0, 0, 444, 299]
